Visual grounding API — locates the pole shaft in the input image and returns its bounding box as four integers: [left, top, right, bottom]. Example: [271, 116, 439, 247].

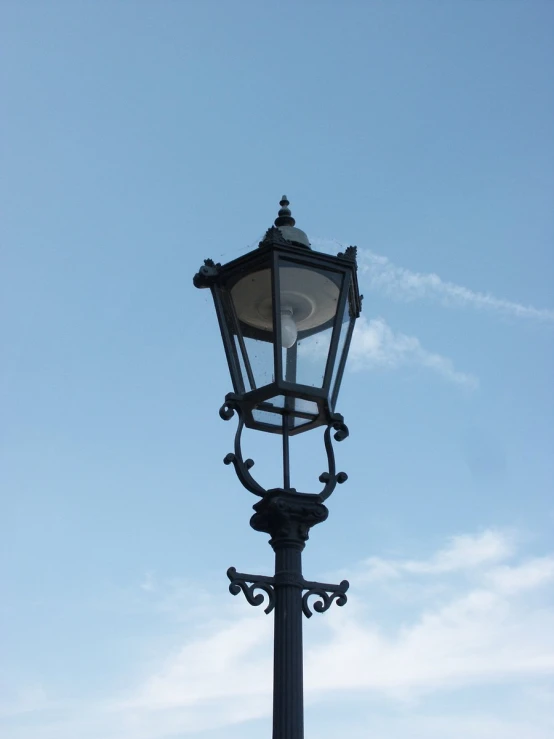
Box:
[282, 418, 291, 491]
[272, 544, 304, 739]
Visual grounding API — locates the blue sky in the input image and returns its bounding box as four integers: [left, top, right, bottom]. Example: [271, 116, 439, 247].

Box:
[1, 2, 553, 737]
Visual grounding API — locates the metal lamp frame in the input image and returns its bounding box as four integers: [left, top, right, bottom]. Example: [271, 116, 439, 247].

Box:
[194, 227, 361, 436]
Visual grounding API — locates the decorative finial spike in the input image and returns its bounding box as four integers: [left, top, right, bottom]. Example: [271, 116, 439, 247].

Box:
[275, 195, 296, 228]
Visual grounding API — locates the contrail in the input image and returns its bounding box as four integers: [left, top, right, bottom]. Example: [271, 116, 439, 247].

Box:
[312, 238, 554, 323]
[360, 250, 554, 322]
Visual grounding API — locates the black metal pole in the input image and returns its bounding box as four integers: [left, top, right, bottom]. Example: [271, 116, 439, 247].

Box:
[229, 489, 348, 739]
[272, 539, 304, 739]
[248, 491, 329, 739]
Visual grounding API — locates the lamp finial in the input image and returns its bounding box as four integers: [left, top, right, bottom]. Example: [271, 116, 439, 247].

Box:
[274, 195, 296, 228]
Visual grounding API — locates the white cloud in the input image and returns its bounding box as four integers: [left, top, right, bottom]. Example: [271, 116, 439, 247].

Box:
[125, 612, 272, 711]
[359, 249, 554, 322]
[350, 315, 478, 388]
[305, 532, 554, 700]
[0, 685, 48, 719]
[321, 712, 554, 739]
[298, 314, 477, 387]
[361, 530, 514, 581]
[4, 531, 554, 739]
[485, 557, 554, 595]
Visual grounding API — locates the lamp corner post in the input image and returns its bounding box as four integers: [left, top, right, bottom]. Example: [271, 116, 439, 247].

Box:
[194, 196, 362, 739]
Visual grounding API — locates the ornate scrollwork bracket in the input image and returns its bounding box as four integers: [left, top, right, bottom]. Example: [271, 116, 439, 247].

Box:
[220, 399, 265, 497]
[227, 567, 276, 614]
[318, 414, 350, 501]
[220, 399, 350, 501]
[227, 567, 349, 619]
[301, 578, 349, 618]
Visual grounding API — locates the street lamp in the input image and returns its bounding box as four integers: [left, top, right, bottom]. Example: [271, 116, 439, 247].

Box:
[194, 196, 362, 739]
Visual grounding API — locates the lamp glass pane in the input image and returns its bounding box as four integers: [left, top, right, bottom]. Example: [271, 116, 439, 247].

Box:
[231, 334, 250, 392]
[243, 336, 274, 388]
[330, 284, 356, 409]
[295, 326, 334, 388]
[251, 405, 283, 428]
[217, 287, 248, 394]
[251, 395, 319, 431]
[226, 270, 275, 391]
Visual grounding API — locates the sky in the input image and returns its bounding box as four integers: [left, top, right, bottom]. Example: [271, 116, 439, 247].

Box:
[1, 1, 553, 737]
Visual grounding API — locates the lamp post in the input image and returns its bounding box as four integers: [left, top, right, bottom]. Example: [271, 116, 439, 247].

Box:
[194, 197, 362, 739]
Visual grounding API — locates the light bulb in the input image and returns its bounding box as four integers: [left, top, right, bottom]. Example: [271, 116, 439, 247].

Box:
[280, 307, 298, 349]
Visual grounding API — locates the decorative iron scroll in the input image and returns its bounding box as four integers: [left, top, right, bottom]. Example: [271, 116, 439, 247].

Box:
[220, 401, 265, 497]
[301, 579, 349, 618]
[220, 400, 349, 500]
[227, 567, 276, 614]
[318, 415, 349, 501]
[227, 567, 349, 619]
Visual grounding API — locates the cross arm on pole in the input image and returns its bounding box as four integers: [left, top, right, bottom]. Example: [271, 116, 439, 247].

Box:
[227, 566, 349, 618]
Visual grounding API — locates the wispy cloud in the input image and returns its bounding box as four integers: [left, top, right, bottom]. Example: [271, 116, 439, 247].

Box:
[360, 529, 515, 581]
[350, 315, 478, 388]
[115, 530, 554, 734]
[6, 530, 554, 739]
[139, 529, 554, 706]
[315, 712, 554, 739]
[0, 685, 48, 720]
[126, 614, 272, 712]
[299, 315, 477, 387]
[306, 535, 554, 703]
[484, 556, 554, 595]
[312, 238, 554, 322]
[361, 250, 554, 322]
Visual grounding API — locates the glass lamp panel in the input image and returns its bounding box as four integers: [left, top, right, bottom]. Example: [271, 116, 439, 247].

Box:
[217, 287, 248, 394]
[242, 335, 274, 388]
[330, 284, 357, 410]
[251, 395, 319, 433]
[228, 267, 275, 391]
[295, 325, 334, 388]
[251, 405, 283, 428]
[291, 397, 319, 428]
[217, 280, 276, 393]
[277, 259, 344, 387]
[231, 334, 251, 391]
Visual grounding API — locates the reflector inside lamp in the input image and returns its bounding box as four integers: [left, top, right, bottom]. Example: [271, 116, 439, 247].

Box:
[231, 267, 340, 336]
